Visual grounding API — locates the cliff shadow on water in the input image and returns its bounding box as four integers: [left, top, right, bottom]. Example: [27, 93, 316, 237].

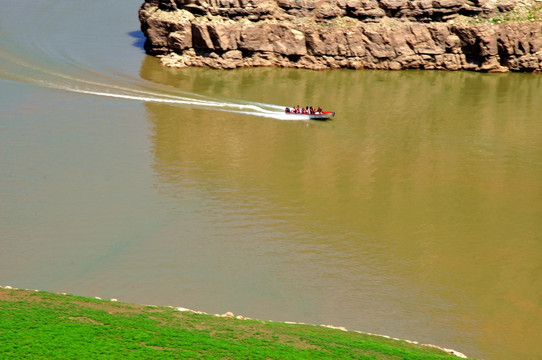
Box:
[128, 30, 147, 51]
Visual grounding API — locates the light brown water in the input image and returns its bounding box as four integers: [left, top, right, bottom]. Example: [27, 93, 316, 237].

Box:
[1, 2, 542, 359]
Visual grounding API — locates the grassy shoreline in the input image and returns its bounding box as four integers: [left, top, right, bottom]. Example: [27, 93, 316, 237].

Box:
[0, 286, 473, 359]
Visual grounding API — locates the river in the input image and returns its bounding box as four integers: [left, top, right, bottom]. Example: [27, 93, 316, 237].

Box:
[1, 1, 542, 359]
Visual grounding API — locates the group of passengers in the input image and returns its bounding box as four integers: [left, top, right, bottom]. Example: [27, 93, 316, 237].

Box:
[285, 105, 323, 115]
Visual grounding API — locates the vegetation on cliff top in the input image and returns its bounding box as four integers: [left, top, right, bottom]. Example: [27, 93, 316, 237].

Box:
[463, 0, 542, 24]
[0, 287, 473, 359]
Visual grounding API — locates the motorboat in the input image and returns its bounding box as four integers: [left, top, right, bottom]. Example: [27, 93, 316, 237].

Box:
[285, 109, 335, 120]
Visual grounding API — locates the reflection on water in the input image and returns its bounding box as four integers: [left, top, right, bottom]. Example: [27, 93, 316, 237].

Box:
[142, 57, 542, 359]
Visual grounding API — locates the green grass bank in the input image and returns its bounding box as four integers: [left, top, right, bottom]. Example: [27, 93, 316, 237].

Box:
[0, 286, 474, 359]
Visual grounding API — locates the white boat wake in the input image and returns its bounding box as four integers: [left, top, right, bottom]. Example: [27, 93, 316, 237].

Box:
[59, 84, 297, 120]
[1, 46, 298, 121]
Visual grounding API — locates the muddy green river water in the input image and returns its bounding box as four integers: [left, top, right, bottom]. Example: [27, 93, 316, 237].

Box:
[1, 1, 542, 359]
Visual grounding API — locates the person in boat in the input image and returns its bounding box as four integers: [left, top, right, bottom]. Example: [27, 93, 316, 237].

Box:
[287, 105, 326, 115]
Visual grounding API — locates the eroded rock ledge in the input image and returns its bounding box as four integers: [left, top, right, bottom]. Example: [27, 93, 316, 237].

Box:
[139, 0, 542, 71]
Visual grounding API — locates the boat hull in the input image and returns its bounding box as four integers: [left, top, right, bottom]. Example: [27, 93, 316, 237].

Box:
[285, 111, 335, 120]
[308, 112, 335, 120]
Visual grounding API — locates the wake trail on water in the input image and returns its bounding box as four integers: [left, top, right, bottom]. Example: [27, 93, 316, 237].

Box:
[53, 83, 294, 120]
[1, 47, 297, 121]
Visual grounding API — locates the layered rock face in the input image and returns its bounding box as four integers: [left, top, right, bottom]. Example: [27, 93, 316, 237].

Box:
[139, 0, 542, 71]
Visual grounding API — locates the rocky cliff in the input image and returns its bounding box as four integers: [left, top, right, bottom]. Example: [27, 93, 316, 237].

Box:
[139, 0, 542, 71]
